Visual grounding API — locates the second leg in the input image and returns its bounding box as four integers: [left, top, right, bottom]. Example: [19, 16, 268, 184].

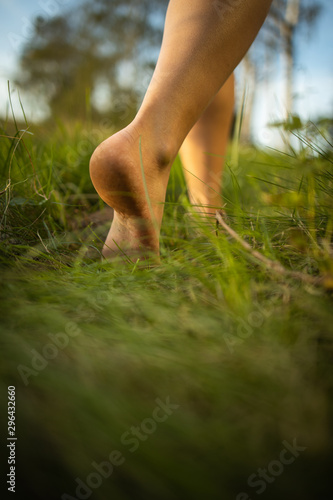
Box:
[180, 73, 235, 217]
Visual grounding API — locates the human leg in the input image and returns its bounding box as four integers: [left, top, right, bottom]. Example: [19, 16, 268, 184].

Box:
[89, 0, 272, 261]
[179, 73, 235, 217]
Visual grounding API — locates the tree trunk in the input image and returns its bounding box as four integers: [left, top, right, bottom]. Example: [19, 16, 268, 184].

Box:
[240, 53, 257, 144]
[281, 0, 300, 117]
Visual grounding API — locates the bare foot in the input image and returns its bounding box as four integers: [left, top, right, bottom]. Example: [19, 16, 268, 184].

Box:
[89, 123, 175, 263]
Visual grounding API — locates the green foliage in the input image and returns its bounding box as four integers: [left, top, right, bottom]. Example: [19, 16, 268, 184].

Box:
[0, 116, 332, 499]
[17, 0, 168, 122]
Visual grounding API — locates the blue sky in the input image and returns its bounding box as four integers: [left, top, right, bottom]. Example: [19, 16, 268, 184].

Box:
[0, 0, 332, 145]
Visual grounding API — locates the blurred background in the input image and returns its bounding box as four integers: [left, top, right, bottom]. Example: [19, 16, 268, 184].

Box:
[0, 0, 332, 147]
[1, 4, 333, 499]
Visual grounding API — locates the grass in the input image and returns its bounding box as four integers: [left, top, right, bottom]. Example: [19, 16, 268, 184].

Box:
[0, 114, 333, 500]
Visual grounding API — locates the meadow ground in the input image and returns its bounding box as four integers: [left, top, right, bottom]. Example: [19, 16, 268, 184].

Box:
[0, 115, 333, 500]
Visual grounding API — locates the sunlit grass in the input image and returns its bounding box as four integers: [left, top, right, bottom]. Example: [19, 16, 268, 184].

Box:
[0, 115, 332, 499]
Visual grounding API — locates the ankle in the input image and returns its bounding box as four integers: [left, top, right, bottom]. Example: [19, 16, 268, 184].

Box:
[128, 118, 178, 170]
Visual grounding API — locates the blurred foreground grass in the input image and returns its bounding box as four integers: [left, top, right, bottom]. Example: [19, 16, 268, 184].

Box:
[0, 117, 333, 500]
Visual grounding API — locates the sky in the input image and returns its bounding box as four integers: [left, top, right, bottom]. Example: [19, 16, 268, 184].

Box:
[0, 0, 332, 147]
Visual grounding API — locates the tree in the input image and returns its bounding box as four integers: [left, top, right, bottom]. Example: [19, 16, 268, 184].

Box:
[239, 0, 322, 143]
[262, 0, 322, 116]
[17, 0, 168, 122]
